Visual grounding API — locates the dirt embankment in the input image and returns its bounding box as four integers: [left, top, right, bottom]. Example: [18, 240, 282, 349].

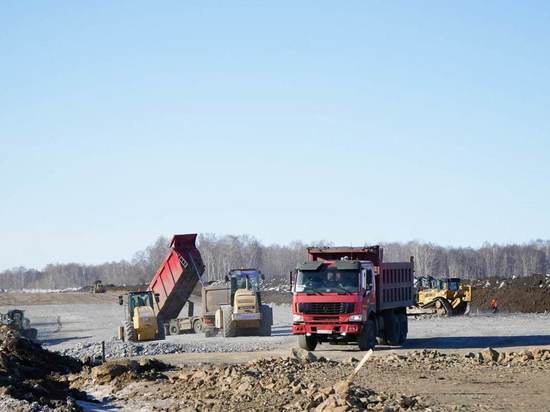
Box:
[470, 274, 550, 313]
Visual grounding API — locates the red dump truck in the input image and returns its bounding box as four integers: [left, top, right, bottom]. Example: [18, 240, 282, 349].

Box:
[291, 246, 414, 351]
[118, 234, 205, 341]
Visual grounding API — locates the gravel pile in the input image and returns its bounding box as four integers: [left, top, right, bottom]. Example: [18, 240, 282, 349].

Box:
[59, 339, 274, 361]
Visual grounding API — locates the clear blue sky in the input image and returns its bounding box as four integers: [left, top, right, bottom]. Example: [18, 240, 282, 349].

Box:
[1, 1, 549, 271]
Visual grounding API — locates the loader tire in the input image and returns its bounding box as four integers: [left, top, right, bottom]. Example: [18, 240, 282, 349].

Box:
[258, 304, 272, 336]
[222, 306, 237, 338]
[384, 312, 400, 346]
[123, 321, 137, 342]
[298, 335, 317, 351]
[358, 320, 377, 351]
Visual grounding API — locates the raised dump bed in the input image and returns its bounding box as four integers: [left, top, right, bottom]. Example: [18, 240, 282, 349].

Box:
[148, 234, 205, 321]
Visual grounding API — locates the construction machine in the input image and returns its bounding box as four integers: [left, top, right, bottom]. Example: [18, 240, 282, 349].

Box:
[91, 280, 106, 293]
[291, 246, 414, 351]
[206, 269, 272, 337]
[117, 234, 205, 342]
[118, 291, 162, 342]
[0, 309, 38, 341]
[414, 276, 472, 316]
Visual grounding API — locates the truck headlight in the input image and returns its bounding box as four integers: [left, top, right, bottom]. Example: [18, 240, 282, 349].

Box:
[293, 314, 304, 323]
[349, 314, 363, 322]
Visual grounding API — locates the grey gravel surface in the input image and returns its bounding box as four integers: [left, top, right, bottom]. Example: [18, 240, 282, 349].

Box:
[2, 301, 550, 358]
[59, 338, 285, 360]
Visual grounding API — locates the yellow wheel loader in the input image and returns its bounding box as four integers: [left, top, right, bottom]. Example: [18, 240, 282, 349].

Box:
[118, 291, 165, 342]
[415, 277, 472, 316]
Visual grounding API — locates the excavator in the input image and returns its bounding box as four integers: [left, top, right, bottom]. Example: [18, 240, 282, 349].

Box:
[414, 276, 472, 316]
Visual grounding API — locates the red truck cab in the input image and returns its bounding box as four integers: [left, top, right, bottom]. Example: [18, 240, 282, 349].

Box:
[291, 246, 414, 351]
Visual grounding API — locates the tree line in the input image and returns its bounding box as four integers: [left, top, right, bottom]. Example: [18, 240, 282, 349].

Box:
[0, 234, 549, 290]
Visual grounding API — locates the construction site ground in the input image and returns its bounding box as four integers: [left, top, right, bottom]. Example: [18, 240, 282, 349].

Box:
[2, 290, 550, 410]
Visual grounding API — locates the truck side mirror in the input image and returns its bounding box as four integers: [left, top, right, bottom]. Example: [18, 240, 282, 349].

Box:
[155, 293, 160, 303]
[118, 296, 123, 306]
[289, 270, 294, 292]
[224, 275, 229, 282]
[261, 273, 265, 281]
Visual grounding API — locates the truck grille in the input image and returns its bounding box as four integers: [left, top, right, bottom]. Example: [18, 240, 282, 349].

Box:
[298, 302, 354, 315]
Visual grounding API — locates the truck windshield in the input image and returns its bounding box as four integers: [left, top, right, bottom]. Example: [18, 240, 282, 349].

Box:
[296, 268, 359, 293]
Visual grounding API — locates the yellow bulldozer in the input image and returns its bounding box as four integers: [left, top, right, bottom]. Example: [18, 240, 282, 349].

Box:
[415, 276, 472, 316]
[90, 280, 106, 293]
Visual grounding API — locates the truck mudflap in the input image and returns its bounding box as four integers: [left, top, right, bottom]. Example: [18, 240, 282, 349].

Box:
[292, 323, 362, 336]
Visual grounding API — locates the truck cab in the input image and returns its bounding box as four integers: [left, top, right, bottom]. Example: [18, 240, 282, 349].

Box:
[292, 259, 377, 350]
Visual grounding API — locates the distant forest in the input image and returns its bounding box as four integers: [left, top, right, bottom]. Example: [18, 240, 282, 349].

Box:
[0, 234, 549, 290]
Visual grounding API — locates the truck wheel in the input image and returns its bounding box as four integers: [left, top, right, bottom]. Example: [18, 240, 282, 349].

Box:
[193, 319, 203, 334]
[123, 321, 137, 342]
[298, 335, 317, 351]
[384, 313, 400, 346]
[169, 323, 179, 336]
[358, 320, 377, 351]
[258, 305, 272, 336]
[222, 306, 237, 338]
[397, 313, 408, 345]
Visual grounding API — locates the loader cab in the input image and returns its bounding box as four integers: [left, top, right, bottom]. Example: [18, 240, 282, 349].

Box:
[226, 269, 263, 304]
[119, 291, 159, 320]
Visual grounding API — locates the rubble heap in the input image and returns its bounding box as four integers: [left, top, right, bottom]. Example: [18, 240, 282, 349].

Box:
[0, 325, 84, 411]
[82, 348, 425, 411]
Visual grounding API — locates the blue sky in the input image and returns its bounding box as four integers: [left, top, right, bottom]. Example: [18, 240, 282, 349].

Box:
[1, 1, 549, 270]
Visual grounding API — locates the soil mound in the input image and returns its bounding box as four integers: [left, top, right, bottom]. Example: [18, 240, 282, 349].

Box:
[0, 325, 84, 410]
[471, 274, 550, 313]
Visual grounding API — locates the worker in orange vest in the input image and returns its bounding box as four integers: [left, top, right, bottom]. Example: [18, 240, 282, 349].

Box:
[490, 298, 498, 313]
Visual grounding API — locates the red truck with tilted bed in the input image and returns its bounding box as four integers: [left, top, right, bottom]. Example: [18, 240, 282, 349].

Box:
[291, 245, 414, 351]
